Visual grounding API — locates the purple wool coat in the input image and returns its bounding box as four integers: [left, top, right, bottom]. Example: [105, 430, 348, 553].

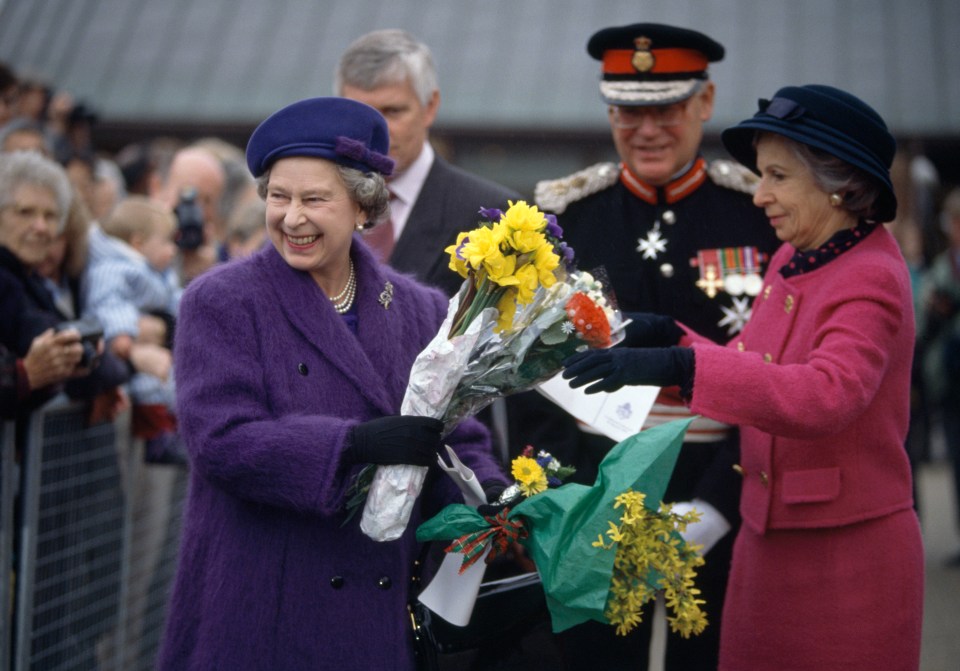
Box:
[158, 240, 507, 671]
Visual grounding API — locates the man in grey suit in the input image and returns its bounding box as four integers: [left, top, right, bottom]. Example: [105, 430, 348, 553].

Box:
[335, 28, 521, 298]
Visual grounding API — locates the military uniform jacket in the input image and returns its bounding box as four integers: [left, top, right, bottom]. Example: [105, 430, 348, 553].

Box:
[536, 158, 779, 343]
[532, 159, 780, 521]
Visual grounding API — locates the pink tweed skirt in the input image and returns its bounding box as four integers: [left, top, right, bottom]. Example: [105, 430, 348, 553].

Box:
[719, 508, 924, 671]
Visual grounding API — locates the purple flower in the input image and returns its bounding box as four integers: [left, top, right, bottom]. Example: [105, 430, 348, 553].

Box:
[478, 206, 503, 221]
[545, 214, 563, 239]
[559, 242, 575, 265]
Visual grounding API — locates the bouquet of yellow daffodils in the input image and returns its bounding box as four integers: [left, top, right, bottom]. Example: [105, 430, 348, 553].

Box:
[359, 201, 625, 542]
[418, 418, 708, 637]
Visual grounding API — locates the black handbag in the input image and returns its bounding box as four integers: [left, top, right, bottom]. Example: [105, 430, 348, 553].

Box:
[409, 552, 550, 670]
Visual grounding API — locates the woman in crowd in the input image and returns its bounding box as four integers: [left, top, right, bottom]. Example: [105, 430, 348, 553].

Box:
[0, 151, 126, 415]
[562, 84, 923, 670]
[158, 97, 507, 670]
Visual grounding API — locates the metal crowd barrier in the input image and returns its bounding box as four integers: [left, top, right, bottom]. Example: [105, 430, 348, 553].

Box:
[2, 397, 188, 671]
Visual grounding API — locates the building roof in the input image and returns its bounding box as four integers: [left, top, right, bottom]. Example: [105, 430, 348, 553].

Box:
[2, 0, 958, 137]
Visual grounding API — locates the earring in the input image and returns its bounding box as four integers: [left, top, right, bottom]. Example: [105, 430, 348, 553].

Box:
[355, 220, 365, 232]
[829, 193, 843, 207]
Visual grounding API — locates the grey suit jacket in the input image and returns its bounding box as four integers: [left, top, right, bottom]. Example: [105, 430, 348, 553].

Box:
[389, 155, 521, 297]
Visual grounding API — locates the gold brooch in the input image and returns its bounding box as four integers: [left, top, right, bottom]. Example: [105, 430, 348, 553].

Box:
[379, 281, 394, 309]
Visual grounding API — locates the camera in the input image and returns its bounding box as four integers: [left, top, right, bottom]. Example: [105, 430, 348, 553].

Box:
[174, 187, 205, 250]
[56, 318, 104, 368]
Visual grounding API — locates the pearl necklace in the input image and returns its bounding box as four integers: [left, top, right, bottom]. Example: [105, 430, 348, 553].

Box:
[330, 260, 357, 314]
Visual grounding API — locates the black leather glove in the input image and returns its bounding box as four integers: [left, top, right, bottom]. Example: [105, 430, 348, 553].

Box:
[346, 415, 443, 467]
[477, 480, 521, 517]
[562, 346, 695, 395]
[620, 312, 684, 348]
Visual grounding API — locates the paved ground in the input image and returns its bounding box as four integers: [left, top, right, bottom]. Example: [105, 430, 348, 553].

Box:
[915, 458, 960, 671]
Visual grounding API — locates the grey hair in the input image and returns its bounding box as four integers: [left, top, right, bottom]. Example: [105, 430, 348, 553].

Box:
[334, 29, 438, 107]
[0, 150, 72, 233]
[756, 132, 883, 221]
[255, 164, 389, 227]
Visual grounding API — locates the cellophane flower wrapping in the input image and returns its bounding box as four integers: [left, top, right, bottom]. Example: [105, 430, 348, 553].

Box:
[359, 201, 626, 542]
[417, 418, 703, 634]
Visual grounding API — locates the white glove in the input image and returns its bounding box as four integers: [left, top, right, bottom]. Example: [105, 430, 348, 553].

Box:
[672, 498, 731, 557]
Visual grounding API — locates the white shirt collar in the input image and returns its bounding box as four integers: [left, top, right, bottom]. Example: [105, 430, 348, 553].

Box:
[386, 142, 434, 239]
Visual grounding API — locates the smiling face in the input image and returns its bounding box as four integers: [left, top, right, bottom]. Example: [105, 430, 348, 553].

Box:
[609, 83, 714, 186]
[264, 156, 361, 292]
[341, 79, 438, 178]
[753, 134, 854, 251]
[0, 183, 60, 268]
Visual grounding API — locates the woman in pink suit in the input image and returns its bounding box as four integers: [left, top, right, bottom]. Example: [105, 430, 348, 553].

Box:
[562, 84, 923, 671]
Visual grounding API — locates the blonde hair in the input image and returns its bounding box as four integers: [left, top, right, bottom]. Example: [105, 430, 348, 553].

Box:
[102, 195, 175, 243]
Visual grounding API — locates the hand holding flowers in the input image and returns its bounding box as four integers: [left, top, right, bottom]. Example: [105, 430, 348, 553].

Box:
[358, 201, 625, 541]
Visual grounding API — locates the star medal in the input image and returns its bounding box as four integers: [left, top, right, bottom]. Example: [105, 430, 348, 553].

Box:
[717, 296, 752, 335]
[637, 223, 667, 260]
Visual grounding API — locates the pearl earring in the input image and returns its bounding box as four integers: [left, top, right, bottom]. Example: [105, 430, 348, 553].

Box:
[355, 220, 365, 232]
[830, 193, 843, 207]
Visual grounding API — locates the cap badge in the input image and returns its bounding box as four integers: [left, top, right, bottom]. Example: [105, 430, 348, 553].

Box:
[631, 36, 655, 73]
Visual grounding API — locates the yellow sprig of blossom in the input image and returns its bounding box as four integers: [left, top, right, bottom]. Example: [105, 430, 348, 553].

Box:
[591, 490, 708, 638]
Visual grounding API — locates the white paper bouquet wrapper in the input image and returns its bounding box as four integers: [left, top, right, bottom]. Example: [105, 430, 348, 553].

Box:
[360, 296, 495, 541]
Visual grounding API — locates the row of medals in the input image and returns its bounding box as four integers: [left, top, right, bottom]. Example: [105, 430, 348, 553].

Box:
[637, 209, 763, 299]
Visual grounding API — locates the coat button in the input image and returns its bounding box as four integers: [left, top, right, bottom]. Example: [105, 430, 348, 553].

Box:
[732, 464, 745, 476]
[659, 263, 674, 278]
[662, 210, 676, 225]
[763, 286, 772, 299]
[298, 363, 308, 375]
[760, 471, 770, 486]
[784, 295, 795, 313]
[763, 353, 773, 363]
[377, 576, 392, 590]
[736, 341, 745, 352]
[330, 576, 344, 589]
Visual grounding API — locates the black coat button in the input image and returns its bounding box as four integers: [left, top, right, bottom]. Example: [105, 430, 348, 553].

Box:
[298, 363, 308, 375]
[330, 576, 344, 589]
[377, 576, 392, 590]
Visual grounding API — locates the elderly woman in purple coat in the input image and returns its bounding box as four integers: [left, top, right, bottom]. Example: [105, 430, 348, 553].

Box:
[158, 97, 508, 670]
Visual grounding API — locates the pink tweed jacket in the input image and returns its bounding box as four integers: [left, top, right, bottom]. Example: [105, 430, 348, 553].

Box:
[686, 225, 916, 534]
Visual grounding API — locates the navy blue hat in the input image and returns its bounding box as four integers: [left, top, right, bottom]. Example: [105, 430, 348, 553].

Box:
[245, 97, 394, 178]
[587, 23, 724, 106]
[721, 85, 897, 222]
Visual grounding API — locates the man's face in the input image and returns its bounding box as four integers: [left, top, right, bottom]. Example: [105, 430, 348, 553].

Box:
[340, 79, 439, 177]
[609, 82, 715, 186]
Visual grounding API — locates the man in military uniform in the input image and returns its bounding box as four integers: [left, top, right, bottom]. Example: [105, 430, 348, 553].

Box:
[529, 23, 781, 671]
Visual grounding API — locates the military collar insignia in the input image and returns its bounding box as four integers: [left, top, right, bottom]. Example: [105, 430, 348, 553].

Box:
[631, 36, 655, 72]
[620, 157, 708, 205]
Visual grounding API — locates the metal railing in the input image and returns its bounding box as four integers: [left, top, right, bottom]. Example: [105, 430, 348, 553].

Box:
[2, 397, 187, 671]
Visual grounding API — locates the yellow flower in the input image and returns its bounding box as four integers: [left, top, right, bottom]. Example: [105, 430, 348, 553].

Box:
[500, 200, 548, 237]
[459, 225, 503, 272]
[513, 263, 540, 305]
[495, 289, 518, 332]
[511, 456, 548, 497]
[532, 243, 561, 286]
[444, 232, 471, 278]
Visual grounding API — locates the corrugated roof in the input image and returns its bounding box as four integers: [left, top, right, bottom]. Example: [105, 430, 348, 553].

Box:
[2, 0, 958, 136]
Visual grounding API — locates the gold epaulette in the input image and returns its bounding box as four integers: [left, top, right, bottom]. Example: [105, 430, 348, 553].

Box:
[534, 162, 620, 214]
[707, 159, 759, 195]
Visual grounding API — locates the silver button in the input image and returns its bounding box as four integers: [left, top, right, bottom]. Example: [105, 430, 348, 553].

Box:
[660, 263, 674, 278]
[662, 210, 676, 225]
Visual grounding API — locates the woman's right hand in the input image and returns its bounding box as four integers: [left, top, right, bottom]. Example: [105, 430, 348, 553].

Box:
[620, 312, 684, 348]
[347, 415, 443, 467]
[21, 328, 85, 390]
